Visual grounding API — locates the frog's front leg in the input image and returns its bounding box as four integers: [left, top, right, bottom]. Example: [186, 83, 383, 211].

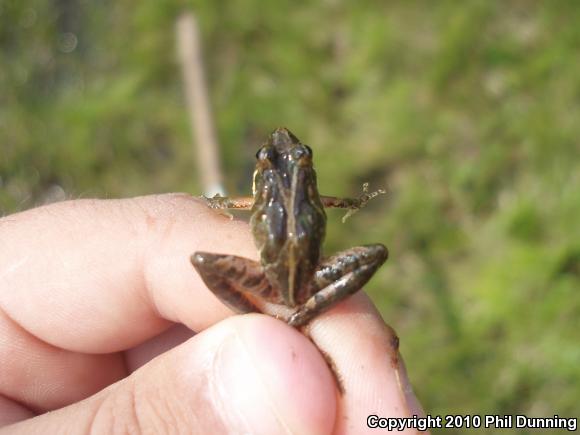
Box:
[201, 195, 254, 219]
[191, 252, 284, 314]
[321, 182, 386, 222]
[202, 195, 254, 210]
[288, 244, 388, 327]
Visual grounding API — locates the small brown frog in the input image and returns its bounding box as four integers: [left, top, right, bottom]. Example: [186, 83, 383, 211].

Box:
[191, 128, 387, 328]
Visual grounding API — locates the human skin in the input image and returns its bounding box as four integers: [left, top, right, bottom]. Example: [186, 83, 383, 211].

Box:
[0, 194, 425, 434]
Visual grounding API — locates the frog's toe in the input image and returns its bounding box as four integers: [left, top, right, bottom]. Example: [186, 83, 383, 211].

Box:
[190, 251, 212, 267]
[369, 243, 389, 264]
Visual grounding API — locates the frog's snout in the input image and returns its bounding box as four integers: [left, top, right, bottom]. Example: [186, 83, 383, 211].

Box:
[270, 127, 299, 147]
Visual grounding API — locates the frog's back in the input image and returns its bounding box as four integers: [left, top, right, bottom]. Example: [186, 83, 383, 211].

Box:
[250, 128, 326, 306]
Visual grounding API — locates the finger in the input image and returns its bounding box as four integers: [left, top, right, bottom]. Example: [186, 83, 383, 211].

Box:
[307, 293, 426, 435]
[0, 395, 34, 427]
[1, 315, 337, 435]
[0, 194, 256, 355]
[0, 307, 126, 413]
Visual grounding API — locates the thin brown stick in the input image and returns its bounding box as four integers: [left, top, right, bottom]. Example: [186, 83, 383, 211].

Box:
[176, 12, 224, 196]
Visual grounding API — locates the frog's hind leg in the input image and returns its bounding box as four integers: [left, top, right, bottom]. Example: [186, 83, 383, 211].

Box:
[191, 252, 282, 315]
[288, 244, 388, 327]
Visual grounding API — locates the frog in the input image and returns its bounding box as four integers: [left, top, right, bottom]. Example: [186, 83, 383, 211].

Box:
[191, 127, 388, 328]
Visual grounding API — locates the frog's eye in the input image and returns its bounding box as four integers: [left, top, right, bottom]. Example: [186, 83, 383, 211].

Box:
[292, 145, 312, 161]
[256, 146, 275, 162]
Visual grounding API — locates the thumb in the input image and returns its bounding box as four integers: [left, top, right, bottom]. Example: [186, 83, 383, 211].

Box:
[4, 315, 336, 435]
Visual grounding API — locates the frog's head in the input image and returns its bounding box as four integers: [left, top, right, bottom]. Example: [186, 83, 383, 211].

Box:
[254, 127, 314, 177]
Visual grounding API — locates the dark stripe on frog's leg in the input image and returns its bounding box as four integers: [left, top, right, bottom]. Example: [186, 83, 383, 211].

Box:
[309, 244, 389, 293]
[191, 252, 284, 315]
[287, 244, 388, 327]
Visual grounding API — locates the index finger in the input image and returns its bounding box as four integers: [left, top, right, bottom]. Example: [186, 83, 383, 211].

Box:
[0, 194, 255, 353]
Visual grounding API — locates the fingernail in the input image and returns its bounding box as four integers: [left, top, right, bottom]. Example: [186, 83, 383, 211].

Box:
[395, 352, 426, 418]
[213, 316, 333, 435]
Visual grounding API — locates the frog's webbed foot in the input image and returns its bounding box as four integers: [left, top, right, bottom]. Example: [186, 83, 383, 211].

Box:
[341, 183, 386, 223]
[287, 244, 388, 327]
[191, 252, 284, 314]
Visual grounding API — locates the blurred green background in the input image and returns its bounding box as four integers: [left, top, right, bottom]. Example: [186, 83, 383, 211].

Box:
[1, 0, 579, 431]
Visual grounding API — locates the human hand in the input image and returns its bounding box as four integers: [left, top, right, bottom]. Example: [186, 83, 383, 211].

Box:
[0, 194, 424, 434]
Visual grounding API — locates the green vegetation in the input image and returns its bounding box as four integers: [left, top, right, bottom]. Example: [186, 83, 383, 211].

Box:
[1, 1, 579, 431]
